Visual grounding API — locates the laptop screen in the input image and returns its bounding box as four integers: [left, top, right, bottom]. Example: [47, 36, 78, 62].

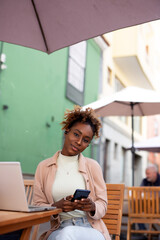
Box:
[0, 162, 29, 211]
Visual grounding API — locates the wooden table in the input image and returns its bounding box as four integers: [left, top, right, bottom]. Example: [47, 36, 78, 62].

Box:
[0, 208, 62, 239]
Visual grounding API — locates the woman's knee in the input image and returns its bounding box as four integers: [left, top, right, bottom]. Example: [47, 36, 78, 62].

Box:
[56, 226, 75, 240]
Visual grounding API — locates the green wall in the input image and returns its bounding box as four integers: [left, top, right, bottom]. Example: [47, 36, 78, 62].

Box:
[0, 40, 101, 174]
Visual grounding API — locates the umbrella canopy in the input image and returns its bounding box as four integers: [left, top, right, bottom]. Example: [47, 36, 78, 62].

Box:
[84, 87, 160, 117]
[133, 135, 160, 153]
[83, 86, 160, 185]
[0, 0, 160, 54]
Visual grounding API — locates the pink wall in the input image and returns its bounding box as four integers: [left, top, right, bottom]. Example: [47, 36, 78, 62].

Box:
[147, 116, 160, 172]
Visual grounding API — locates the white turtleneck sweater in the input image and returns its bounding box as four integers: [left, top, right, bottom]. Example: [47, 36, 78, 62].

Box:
[52, 153, 86, 221]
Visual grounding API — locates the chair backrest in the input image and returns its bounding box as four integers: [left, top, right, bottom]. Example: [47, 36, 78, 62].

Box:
[102, 183, 125, 239]
[24, 179, 34, 205]
[23, 180, 125, 239]
[24, 179, 39, 240]
[127, 186, 160, 218]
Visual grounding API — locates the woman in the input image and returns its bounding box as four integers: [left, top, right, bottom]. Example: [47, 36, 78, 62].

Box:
[33, 106, 111, 240]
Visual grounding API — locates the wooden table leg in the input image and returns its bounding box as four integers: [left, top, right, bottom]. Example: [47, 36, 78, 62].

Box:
[32, 225, 40, 240]
[20, 227, 32, 240]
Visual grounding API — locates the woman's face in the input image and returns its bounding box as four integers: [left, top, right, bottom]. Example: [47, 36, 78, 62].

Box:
[61, 122, 94, 156]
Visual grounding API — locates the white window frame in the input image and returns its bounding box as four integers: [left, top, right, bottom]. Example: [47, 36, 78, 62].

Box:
[66, 41, 87, 105]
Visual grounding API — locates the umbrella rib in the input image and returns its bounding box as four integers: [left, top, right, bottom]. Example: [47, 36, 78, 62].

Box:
[116, 101, 131, 106]
[132, 102, 145, 116]
[136, 103, 145, 116]
[116, 101, 145, 115]
[31, 0, 49, 53]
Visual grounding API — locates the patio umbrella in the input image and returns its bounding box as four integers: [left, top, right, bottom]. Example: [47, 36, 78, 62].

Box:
[0, 0, 160, 54]
[83, 86, 160, 185]
[133, 135, 160, 153]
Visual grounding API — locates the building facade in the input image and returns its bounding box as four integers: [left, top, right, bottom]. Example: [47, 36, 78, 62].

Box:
[0, 39, 102, 175]
[95, 20, 160, 186]
[1, 20, 160, 185]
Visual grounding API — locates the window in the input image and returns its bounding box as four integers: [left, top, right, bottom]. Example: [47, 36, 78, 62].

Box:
[66, 41, 87, 105]
[114, 75, 124, 92]
[122, 147, 127, 182]
[103, 139, 110, 181]
[107, 67, 112, 85]
[114, 143, 118, 160]
[154, 121, 158, 136]
[114, 76, 127, 123]
[134, 116, 142, 134]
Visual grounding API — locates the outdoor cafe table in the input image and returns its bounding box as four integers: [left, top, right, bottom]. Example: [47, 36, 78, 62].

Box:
[0, 208, 62, 239]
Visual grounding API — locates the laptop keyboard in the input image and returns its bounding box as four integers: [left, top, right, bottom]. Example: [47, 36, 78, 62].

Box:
[28, 205, 56, 212]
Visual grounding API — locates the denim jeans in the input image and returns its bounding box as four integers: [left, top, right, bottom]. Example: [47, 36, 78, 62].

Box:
[0, 230, 22, 240]
[47, 217, 105, 240]
[138, 223, 146, 230]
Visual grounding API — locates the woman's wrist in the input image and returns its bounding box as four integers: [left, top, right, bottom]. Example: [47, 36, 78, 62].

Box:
[90, 202, 95, 215]
[51, 202, 57, 208]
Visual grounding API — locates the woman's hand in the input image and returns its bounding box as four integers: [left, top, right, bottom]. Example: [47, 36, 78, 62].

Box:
[73, 198, 95, 214]
[52, 196, 95, 214]
[52, 195, 75, 212]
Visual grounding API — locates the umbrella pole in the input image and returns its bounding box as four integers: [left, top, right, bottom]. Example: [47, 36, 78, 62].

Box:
[131, 103, 135, 186]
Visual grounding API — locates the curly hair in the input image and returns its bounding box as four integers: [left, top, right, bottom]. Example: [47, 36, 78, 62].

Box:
[61, 105, 102, 138]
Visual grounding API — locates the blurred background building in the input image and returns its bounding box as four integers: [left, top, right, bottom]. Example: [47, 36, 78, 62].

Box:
[0, 20, 160, 186]
[96, 20, 160, 186]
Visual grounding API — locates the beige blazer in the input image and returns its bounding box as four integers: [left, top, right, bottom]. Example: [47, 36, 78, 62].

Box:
[33, 151, 111, 240]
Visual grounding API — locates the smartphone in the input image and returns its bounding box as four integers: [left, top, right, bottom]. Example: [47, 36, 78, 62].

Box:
[71, 189, 91, 202]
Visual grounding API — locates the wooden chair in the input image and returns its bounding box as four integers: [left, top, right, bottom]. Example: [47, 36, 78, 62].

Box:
[127, 186, 160, 240]
[24, 179, 34, 205]
[102, 183, 125, 240]
[24, 179, 39, 240]
[24, 181, 125, 240]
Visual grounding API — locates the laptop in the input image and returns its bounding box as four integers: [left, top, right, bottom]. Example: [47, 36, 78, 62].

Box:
[0, 162, 56, 212]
